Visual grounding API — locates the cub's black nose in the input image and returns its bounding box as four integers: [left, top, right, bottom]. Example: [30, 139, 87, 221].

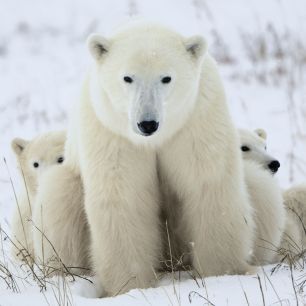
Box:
[137, 121, 159, 136]
[268, 160, 280, 173]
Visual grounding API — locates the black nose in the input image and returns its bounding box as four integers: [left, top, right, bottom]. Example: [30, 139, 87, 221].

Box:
[268, 160, 280, 173]
[137, 121, 159, 136]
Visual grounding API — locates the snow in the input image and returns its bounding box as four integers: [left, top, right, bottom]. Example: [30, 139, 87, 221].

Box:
[0, 0, 306, 305]
[0, 267, 306, 305]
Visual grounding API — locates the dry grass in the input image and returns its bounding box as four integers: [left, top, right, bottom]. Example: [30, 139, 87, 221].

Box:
[0, 160, 92, 305]
[1, 2, 306, 304]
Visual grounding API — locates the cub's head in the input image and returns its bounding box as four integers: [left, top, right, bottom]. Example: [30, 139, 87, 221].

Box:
[87, 24, 207, 146]
[239, 128, 280, 174]
[11, 131, 66, 195]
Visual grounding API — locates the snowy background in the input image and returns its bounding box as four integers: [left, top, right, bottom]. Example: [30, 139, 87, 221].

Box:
[0, 0, 306, 305]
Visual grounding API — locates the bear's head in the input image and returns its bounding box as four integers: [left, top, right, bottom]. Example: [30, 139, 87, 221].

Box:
[11, 131, 66, 195]
[239, 128, 280, 174]
[87, 24, 207, 146]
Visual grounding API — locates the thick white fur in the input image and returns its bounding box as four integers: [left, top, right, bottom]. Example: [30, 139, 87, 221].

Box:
[239, 128, 277, 170]
[32, 164, 90, 275]
[239, 129, 285, 264]
[72, 81, 161, 295]
[280, 184, 306, 253]
[11, 131, 66, 261]
[61, 24, 256, 295]
[157, 55, 255, 277]
[244, 161, 284, 263]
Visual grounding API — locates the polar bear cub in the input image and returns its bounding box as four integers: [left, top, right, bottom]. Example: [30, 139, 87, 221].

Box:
[281, 184, 306, 256]
[32, 162, 90, 276]
[239, 128, 285, 264]
[11, 131, 66, 262]
[239, 129, 280, 174]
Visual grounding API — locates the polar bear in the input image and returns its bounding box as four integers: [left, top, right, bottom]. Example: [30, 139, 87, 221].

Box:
[239, 129, 280, 174]
[11, 131, 66, 262]
[239, 128, 285, 264]
[280, 184, 306, 257]
[37, 23, 256, 296]
[32, 163, 90, 276]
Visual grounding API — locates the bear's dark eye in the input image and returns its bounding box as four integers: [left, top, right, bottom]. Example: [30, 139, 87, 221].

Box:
[161, 76, 171, 84]
[33, 162, 39, 168]
[265, 146, 267, 151]
[57, 157, 64, 164]
[123, 76, 133, 83]
[241, 146, 250, 152]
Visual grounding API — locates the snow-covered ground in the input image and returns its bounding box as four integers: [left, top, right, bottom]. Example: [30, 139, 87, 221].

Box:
[0, 0, 305, 305]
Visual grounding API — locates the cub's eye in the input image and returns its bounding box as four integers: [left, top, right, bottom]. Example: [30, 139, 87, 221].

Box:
[33, 162, 39, 168]
[161, 76, 171, 84]
[57, 157, 64, 164]
[265, 146, 267, 151]
[123, 76, 133, 83]
[241, 146, 250, 152]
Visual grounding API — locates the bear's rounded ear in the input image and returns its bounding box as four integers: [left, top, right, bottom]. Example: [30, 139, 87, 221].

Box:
[87, 34, 110, 61]
[254, 128, 267, 140]
[11, 138, 28, 156]
[184, 36, 207, 61]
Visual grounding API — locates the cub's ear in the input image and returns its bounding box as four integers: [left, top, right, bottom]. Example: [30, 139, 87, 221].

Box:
[254, 128, 267, 140]
[87, 34, 110, 61]
[184, 35, 207, 61]
[11, 138, 28, 156]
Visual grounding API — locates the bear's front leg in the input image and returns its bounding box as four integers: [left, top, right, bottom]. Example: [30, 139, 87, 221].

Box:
[180, 181, 255, 277]
[82, 139, 161, 297]
[158, 127, 255, 277]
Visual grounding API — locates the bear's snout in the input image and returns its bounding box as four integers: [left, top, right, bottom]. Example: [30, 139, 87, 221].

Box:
[268, 160, 280, 174]
[137, 121, 159, 136]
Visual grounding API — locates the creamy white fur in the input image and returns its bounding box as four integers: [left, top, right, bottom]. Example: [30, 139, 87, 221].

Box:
[239, 129, 285, 264]
[157, 55, 255, 277]
[239, 128, 277, 170]
[240, 129, 305, 262]
[280, 184, 306, 253]
[11, 131, 66, 262]
[32, 164, 90, 275]
[60, 24, 257, 295]
[74, 82, 161, 295]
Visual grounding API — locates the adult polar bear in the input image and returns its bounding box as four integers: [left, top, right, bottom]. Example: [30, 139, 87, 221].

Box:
[64, 24, 255, 296]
